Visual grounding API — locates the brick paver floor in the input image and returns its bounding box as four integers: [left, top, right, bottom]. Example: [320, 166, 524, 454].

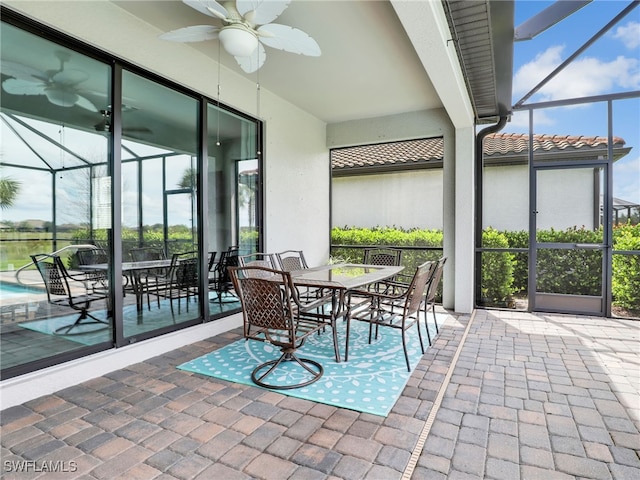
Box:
[1, 310, 638, 479]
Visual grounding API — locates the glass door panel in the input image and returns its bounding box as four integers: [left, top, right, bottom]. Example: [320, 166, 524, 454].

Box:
[120, 70, 199, 341]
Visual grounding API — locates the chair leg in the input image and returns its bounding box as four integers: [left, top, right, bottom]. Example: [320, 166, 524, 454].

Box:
[432, 303, 439, 333]
[416, 320, 425, 354]
[401, 330, 411, 372]
[54, 310, 110, 336]
[251, 350, 323, 390]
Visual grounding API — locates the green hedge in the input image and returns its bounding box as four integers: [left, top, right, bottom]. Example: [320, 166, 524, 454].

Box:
[332, 224, 640, 312]
[612, 223, 640, 310]
[331, 227, 443, 270]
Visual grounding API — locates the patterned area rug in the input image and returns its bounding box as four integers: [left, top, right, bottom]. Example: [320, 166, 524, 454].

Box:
[19, 293, 240, 345]
[178, 317, 438, 416]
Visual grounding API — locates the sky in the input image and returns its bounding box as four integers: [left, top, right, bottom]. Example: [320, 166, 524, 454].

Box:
[509, 0, 640, 205]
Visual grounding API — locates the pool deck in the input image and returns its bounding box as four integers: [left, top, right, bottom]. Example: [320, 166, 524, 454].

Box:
[1, 309, 639, 479]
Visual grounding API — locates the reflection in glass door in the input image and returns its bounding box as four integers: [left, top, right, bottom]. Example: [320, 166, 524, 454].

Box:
[532, 165, 609, 315]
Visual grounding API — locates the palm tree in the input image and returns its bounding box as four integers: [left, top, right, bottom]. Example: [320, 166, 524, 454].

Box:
[0, 176, 20, 210]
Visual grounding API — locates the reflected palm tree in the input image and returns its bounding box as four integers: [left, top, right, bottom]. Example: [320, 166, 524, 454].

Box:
[0, 175, 20, 210]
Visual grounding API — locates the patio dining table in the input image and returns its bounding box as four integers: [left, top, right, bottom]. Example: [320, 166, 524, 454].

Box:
[80, 259, 173, 314]
[289, 263, 404, 362]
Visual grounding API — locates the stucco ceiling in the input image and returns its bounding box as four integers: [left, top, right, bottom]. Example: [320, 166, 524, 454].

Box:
[112, 0, 444, 124]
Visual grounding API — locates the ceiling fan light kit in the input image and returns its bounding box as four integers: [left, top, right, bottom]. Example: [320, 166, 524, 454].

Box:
[160, 0, 320, 73]
[219, 26, 258, 57]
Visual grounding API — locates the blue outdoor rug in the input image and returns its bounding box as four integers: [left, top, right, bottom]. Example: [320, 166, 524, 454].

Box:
[178, 318, 437, 417]
[20, 293, 240, 346]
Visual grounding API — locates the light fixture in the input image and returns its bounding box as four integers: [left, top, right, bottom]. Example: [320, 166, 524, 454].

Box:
[44, 86, 78, 107]
[218, 26, 258, 57]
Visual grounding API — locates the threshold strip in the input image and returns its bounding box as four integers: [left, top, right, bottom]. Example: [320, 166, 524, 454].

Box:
[402, 309, 477, 479]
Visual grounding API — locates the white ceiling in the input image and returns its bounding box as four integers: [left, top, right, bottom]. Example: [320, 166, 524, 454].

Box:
[112, 0, 443, 124]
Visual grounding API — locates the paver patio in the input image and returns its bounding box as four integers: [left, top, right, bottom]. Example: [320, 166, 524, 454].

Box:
[1, 309, 638, 479]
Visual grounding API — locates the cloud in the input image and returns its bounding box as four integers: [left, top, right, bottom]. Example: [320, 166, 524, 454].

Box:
[513, 45, 640, 101]
[613, 21, 640, 49]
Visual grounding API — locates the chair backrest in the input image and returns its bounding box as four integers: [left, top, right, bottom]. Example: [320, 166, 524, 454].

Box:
[31, 254, 72, 301]
[274, 250, 309, 272]
[76, 248, 108, 266]
[425, 256, 447, 303]
[229, 266, 296, 340]
[130, 247, 165, 262]
[403, 260, 437, 316]
[238, 253, 274, 276]
[363, 248, 402, 267]
[207, 251, 217, 272]
[214, 247, 240, 284]
[169, 251, 199, 286]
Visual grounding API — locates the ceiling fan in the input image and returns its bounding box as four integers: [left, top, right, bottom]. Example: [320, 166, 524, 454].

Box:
[94, 110, 153, 136]
[1, 51, 98, 111]
[159, 0, 321, 73]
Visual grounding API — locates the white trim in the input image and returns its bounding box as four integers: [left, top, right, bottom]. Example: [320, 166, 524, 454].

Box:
[0, 314, 242, 409]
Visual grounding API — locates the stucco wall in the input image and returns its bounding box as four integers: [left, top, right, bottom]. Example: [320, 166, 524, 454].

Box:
[332, 170, 444, 229]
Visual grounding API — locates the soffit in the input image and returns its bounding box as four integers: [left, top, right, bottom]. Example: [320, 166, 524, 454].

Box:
[442, 0, 514, 124]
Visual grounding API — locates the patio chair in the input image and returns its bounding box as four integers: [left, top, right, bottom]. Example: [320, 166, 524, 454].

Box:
[273, 250, 325, 302]
[345, 260, 435, 371]
[31, 253, 110, 335]
[209, 246, 240, 304]
[129, 246, 170, 309]
[150, 251, 199, 314]
[423, 256, 447, 336]
[274, 250, 310, 272]
[362, 247, 403, 266]
[238, 252, 275, 276]
[75, 247, 109, 292]
[229, 265, 324, 389]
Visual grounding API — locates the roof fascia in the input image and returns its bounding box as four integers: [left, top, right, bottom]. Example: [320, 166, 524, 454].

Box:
[391, 0, 475, 129]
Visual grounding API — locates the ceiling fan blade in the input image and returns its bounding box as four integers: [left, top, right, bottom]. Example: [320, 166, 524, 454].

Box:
[0, 60, 45, 82]
[237, 0, 290, 26]
[160, 25, 220, 42]
[2, 78, 46, 95]
[74, 94, 98, 112]
[124, 126, 153, 134]
[234, 42, 266, 73]
[183, 0, 229, 20]
[257, 24, 321, 56]
[52, 69, 89, 86]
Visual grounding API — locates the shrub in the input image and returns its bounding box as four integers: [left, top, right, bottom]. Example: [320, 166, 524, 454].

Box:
[612, 223, 640, 311]
[480, 228, 514, 306]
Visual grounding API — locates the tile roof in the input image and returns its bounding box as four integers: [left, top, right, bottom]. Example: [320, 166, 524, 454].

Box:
[483, 132, 626, 156]
[331, 138, 444, 170]
[331, 133, 626, 171]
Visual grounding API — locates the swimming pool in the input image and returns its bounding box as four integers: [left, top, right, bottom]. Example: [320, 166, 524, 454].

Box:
[0, 282, 46, 301]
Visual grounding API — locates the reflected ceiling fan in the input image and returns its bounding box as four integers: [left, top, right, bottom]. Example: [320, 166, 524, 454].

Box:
[1, 51, 98, 111]
[94, 110, 153, 136]
[160, 0, 321, 73]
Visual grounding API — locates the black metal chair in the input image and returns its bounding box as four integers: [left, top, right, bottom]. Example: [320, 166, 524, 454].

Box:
[31, 253, 110, 335]
[75, 247, 109, 292]
[150, 251, 199, 314]
[129, 246, 171, 309]
[209, 246, 240, 304]
[345, 260, 435, 371]
[229, 265, 324, 389]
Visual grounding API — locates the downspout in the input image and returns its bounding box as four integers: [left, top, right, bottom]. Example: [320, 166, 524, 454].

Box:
[474, 115, 508, 307]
